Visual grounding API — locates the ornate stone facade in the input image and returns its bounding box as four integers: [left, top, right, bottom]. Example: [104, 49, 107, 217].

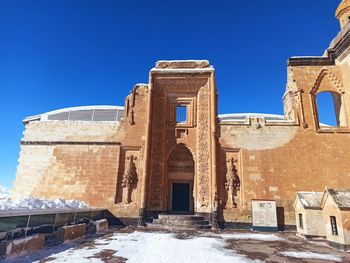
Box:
[12, 1, 350, 228]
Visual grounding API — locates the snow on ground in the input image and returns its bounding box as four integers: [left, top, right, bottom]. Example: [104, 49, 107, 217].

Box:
[279, 251, 342, 262]
[29, 231, 260, 263]
[0, 185, 11, 199]
[201, 232, 285, 241]
[3, 230, 347, 263]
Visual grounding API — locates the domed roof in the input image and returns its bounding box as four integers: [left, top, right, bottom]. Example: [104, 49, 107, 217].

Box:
[336, 0, 350, 18]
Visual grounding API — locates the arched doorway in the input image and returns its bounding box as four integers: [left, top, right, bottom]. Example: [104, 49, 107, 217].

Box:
[167, 144, 195, 214]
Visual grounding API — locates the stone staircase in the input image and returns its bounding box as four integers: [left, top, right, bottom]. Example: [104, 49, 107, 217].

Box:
[147, 214, 211, 230]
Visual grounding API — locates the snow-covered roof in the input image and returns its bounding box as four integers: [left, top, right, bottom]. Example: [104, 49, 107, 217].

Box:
[218, 113, 287, 122]
[329, 23, 350, 49]
[325, 189, 350, 209]
[156, 59, 209, 64]
[151, 59, 214, 73]
[23, 105, 125, 124]
[296, 192, 323, 209]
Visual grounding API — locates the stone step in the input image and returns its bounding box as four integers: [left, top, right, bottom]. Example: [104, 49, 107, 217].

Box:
[158, 214, 204, 220]
[152, 219, 209, 226]
[146, 223, 211, 230]
[147, 214, 212, 230]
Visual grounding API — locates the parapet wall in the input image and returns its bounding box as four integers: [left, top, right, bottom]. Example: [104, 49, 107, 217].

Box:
[21, 121, 121, 142]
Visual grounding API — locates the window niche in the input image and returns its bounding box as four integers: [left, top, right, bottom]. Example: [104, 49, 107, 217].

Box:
[298, 213, 304, 229]
[176, 105, 187, 123]
[170, 97, 196, 128]
[310, 70, 347, 131]
[330, 216, 338, 236]
[315, 91, 341, 127]
[312, 91, 347, 130]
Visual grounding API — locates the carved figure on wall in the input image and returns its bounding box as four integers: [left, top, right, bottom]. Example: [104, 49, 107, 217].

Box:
[129, 108, 135, 125]
[121, 155, 138, 203]
[225, 157, 240, 208]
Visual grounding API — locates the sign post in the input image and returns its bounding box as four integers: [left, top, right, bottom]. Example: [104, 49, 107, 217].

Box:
[251, 199, 278, 231]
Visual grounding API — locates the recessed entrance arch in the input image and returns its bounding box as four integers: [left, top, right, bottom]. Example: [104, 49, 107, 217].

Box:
[167, 144, 195, 214]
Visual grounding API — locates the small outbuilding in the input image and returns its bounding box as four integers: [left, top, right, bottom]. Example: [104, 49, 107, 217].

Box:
[294, 192, 325, 238]
[320, 189, 350, 251]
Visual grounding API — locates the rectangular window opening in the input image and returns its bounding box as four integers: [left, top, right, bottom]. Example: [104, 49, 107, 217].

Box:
[176, 105, 187, 123]
[298, 213, 303, 229]
[330, 216, 338, 235]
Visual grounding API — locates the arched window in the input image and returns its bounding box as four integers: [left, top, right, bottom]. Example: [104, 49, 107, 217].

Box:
[311, 69, 347, 130]
[315, 91, 341, 127]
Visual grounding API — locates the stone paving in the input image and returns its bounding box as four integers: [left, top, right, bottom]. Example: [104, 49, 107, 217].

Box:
[2, 227, 350, 263]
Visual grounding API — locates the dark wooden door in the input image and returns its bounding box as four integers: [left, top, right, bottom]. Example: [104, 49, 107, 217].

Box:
[172, 183, 190, 212]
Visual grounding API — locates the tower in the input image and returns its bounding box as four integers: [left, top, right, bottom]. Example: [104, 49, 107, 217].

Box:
[336, 0, 350, 29]
[145, 60, 219, 223]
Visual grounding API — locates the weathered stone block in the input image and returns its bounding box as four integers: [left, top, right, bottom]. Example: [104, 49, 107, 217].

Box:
[86, 219, 109, 234]
[55, 223, 86, 242]
[0, 234, 45, 258]
[156, 60, 209, 69]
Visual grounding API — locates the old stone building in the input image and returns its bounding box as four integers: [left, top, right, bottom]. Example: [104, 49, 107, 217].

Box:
[12, 1, 350, 228]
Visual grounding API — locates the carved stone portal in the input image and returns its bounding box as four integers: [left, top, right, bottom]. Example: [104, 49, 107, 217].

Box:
[225, 157, 240, 208]
[121, 155, 138, 203]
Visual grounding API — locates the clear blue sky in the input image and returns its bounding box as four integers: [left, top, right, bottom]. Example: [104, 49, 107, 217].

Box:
[0, 0, 341, 188]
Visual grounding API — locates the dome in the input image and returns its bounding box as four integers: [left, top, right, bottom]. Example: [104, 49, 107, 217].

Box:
[336, 0, 350, 18]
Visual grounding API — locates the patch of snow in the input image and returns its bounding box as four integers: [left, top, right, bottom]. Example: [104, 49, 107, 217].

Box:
[202, 232, 284, 241]
[157, 59, 210, 63]
[290, 56, 324, 59]
[30, 231, 260, 263]
[0, 185, 11, 199]
[0, 196, 87, 210]
[279, 251, 342, 262]
[151, 68, 214, 73]
[297, 192, 323, 208]
[219, 113, 286, 121]
[327, 189, 350, 208]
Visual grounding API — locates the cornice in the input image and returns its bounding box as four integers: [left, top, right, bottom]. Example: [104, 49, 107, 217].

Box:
[288, 29, 350, 67]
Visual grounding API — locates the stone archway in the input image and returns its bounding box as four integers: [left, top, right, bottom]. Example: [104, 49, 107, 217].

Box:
[167, 144, 195, 214]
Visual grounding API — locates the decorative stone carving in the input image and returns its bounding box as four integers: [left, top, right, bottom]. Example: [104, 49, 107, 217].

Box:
[197, 85, 210, 207]
[225, 157, 240, 208]
[167, 144, 194, 173]
[148, 88, 166, 209]
[311, 69, 345, 94]
[129, 108, 135, 125]
[121, 155, 138, 203]
[286, 68, 299, 93]
[125, 84, 146, 126]
[284, 67, 300, 120]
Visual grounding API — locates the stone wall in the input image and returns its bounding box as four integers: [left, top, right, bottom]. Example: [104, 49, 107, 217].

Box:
[13, 84, 150, 219]
[12, 121, 122, 211]
[219, 120, 350, 225]
[218, 56, 350, 226]
[12, 53, 350, 227]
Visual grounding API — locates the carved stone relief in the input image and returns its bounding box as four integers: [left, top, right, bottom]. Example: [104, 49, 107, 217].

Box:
[284, 67, 300, 120]
[220, 149, 242, 210]
[116, 149, 140, 205]
[311, 69, 345, 94]
[197, 84, 210, 207]
[121, 155, 138, 203]
[225, 157, 240, 208]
